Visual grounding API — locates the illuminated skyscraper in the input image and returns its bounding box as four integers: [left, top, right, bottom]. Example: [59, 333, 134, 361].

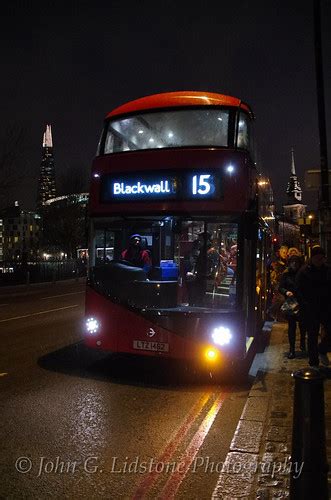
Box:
[37, 124, 56, 211]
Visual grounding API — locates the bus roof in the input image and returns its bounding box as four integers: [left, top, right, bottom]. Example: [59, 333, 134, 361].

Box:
[106, 91, 253, 119]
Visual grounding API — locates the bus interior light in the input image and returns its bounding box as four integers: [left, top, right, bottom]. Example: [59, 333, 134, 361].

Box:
[211, 326, 232, 346]
[226, 165, 234, 174]
[86, 317, 100, 335]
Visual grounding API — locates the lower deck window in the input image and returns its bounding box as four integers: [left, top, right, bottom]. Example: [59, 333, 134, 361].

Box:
[90, 216, 238, 312]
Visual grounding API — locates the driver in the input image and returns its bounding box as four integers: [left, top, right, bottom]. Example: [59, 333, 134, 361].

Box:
[121, 234, 152, 273]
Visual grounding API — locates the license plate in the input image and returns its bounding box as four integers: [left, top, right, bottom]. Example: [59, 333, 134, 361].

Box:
[133, 340, 169, 352]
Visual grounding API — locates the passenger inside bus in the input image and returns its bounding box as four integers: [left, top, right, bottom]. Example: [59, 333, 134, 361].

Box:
[92, 218, 238, 310]
[121, 234, 152, 273]
[186, 232, 223, 306]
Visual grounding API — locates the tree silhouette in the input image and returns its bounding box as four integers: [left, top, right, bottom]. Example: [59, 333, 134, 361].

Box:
[42, 195, 88, 258]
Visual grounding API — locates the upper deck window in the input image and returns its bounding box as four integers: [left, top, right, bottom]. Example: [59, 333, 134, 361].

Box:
[102, 109, 230, 154]
[236, 112, 251, 150]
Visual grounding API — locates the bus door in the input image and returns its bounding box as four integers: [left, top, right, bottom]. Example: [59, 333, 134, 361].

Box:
[255, 227, 270, 325]
[173, 219, 238, 311]
[241, 212, 259, 343]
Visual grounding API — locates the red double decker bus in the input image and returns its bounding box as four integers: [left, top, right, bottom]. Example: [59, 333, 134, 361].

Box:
[85, 91, 271, 372]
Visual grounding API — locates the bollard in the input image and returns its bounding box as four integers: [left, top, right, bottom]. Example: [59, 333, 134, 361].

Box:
[290, 367, 329, 499]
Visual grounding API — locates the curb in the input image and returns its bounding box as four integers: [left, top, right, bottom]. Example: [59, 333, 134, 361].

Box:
[212, 322, 293, 499]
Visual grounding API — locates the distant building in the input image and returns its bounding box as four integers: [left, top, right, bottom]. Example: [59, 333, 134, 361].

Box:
[42, 193, 89, 258]
[0, 202, 41, 264]
[44, 192, 89, 208]
[258, 176, 275, 232]
[273, 149, 306, 249]
[283, 148, 306, 223]
[36, 124, 56, 211]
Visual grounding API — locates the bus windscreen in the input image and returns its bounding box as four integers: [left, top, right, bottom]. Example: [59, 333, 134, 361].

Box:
[90, 216, 238, 312]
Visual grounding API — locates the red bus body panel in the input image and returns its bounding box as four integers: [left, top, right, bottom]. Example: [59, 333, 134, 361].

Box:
[106, 91, 253, 119]
[90, 149, 255, 216]
[85, 287, 203, 360]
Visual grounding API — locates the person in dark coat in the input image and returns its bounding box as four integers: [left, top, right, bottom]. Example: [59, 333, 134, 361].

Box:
[121, 234, 152, 273]
[269, 245, 288, 320]
[295, 245, 331, 368]
[279, 255, 306, 359]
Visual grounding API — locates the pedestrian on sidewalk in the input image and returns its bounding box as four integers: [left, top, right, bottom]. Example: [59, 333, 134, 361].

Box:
[287, 246, 302, 259]
[279, 255, 306, 359]
[269, 245, 288, 320]
[295, 245, 331, 368]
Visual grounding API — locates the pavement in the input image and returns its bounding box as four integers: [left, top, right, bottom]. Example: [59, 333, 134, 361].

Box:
[212, 321, 331, 499]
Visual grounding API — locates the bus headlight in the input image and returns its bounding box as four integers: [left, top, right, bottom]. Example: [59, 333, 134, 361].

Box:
[86, 317, 100, 335]
[211, 326, 232, 346]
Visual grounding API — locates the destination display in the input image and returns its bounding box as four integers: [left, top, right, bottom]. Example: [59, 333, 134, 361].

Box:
[100, 170, 222, 202]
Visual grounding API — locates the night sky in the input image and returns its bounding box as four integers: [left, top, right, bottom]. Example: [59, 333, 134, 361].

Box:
[0, 0, 330, 211]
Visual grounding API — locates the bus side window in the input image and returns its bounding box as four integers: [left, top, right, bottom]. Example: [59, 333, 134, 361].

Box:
[141, 237, 152, 263]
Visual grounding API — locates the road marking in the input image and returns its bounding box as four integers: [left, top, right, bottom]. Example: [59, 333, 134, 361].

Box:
[132, 392, 213, 499]
[0, 305, 79, 323]
[159, 391, 227, 499]
[41, 291, 85, 300]
[0, 372, 8, 377]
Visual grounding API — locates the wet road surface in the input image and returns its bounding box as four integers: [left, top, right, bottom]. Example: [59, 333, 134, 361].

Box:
[0, 280, 254, 499]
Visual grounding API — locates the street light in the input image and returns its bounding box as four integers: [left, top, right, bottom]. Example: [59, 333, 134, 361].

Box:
[298, 216, 314, 258]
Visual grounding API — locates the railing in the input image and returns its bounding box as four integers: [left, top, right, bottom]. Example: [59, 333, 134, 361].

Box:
[0, 260, 87, 286]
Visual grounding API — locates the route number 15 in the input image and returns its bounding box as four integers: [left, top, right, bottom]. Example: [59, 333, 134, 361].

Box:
[192, 174, 211, 195]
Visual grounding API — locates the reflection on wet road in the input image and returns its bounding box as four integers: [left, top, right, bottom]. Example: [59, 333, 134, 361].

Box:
[0, 280, 252, 499]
